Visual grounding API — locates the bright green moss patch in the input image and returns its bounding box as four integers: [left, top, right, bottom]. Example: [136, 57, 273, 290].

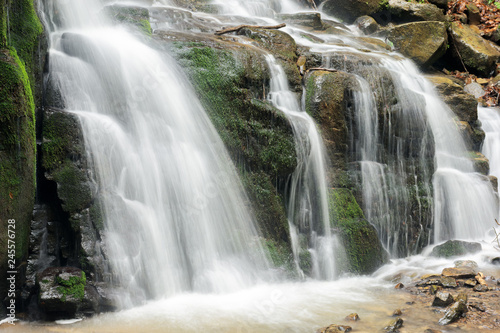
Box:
[56, 271, 86, 302]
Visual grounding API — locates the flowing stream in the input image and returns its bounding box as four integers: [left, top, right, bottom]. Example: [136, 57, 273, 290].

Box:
[11, 0, 500, 331]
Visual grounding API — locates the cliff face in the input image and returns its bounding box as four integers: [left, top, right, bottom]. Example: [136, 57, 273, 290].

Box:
[0, 0, 43, 315]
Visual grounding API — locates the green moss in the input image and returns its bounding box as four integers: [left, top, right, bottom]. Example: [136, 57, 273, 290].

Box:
[264, 238, 294, 272]
[52, 162, 92, 214]
[56, 271, 86, 302]
[329, 188, 388, 274]
[139, 18, 152, 36]
[106, 5, 151, 36]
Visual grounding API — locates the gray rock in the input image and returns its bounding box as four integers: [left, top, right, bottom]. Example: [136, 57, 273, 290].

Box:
[432, 291, 454, 307]
[354, 16, 379, 35]
[440, 276, 458, 288]
[464, 82, 485, 98]
[473, 284, 489, 292]
[384, 318, 404, 331]
[454, 260, 479, 270]
[385, 0, 446, 23]
[431, 240, 482, 258]
[438, 297, 468, 325]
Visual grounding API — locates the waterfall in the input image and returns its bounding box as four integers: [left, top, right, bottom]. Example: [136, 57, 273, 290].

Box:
[265, 55, 337, 280]
[42, 0, 270, 306]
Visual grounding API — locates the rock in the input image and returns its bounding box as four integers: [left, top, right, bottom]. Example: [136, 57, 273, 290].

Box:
[438, 297, 468, 325]
[473, 284, 489, 292]
[465, 279, 478, 287]
[384, 318, 404, 331]
[428, 0, 450, 9]
[395, 283, 404, 289]
[468, 151, 489, 174]
[424, 329, 443, 333]
[322, 0, 383, 24]
[491, 25, 500, 43]
[277, 12, 324, 30]
[345, 313, 360, 321]
[431, 240, 482, 258]
[354, 16, 380, 35]
[384, 21, 447, 67]
[492, 257, 500, 265]
[449, 22, 500, 76]
[103, 4, 152, 35]
[464, 82, 485, 98]
[37, 267, 98, 316]
[432, 291, 454, 307]
[442, 267, 477, 279]
[383, 0, 446, 23]
[454, 260, 479, 270]
[316, 325, 352, 332]
[466, 3, 481, 26]
[392, 309, 402, 316]
[426, 75, 478, 124]
[440, 276, 458, 288]
[429, 285, 442, 295]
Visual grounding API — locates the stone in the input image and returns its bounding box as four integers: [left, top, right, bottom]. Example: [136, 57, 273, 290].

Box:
[103, 4, 152, 35]
[322, 0, 383, 24]
[428, 0, 450, 8]
[449, 22, 500, 76]
[432, 291, 454, 307]
[384, 0, 446, 23]
[277, 12, 324, 30]
[431, 240, 482, 258]
[440, 276, 458, 288]
[464, 82, 485, 98]
[384, 318, 404, 331]
[424, 329, 443, 333]
[466, 3, 481, 26]
[395, 283, 405, 289]
[354, 16, 379, 35]
[429, 285, 442, 295]
[492, 257, 500, 265]
[473, 284, 489, 292]
[316, 325, 352, 333]
[438, 298, 468, 325]
[392, 309, 402, 316]
[454, 260, 479, 270]
[345, 313, 360, 321]
[465, 279, 478, 287]
[426, 75, 478, 124]
[442, 267, 477, 279]
[468, 151, 490, 175]
[383, 21, 447, 67]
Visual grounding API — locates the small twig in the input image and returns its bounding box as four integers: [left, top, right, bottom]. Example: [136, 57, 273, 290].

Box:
[215, 23, 286, 36]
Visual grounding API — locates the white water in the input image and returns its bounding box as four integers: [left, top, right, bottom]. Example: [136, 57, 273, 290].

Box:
[265, 55, 337, 280]
[42, 0, 271, 306]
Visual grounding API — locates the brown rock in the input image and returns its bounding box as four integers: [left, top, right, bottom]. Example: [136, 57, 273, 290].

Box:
[345, 313, 360, 321]
[317, 325, 352, 333]
[473, 284, 489, 292]
[392, 309, 402, 316]
[465, 279, 478, 287]
[395, 283, 405, 289]
[441, 276, 458, 288]
[442, 267, 477, 279]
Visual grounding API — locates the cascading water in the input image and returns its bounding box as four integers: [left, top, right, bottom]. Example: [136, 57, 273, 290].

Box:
[41, 0, 270, 306]
[265, 54, 337, 279]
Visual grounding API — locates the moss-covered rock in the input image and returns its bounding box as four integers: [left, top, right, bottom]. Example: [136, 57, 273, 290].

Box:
[329, 188, 389, 274]
[383, 0, 446, 24]
[322, 0, 386, 24]
[448, 22, 500, 76]
[384, 21, 447, 67]
[431, 240, 482, 258]
[468, 151, 489, 175]
[104, 4, 152, 36]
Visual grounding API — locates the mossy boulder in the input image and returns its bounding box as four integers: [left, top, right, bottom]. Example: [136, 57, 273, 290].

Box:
[329, 188, 389, 274]
[448, 22, 500, 76]
[384, 21, 447, 67]
[104, 4, 152, 36]
[382, 0, 446, 24]
[304, 70, 359, 187]
[322, 0, 385, 24]
[431, 240, 482, 258]
[37, 266, 98, 316]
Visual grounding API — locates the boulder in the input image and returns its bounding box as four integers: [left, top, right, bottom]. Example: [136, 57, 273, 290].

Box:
[384, 21, 447, 67]
[277, 12, 324, 30]
[431, 240, 482, 258]
[384, 318, 404, 332]
[37, 267, 98, 316]
[440, 276, 458, 288]
[454, 260, 479, 270]
[432, 291, 454, 307]
[449, 22, 500, 76]
[354, 16, 380, 35]
[383, 0, 446, 23]
[426, 76, 478, 124]
[442, 267, 477, 279]
[438, 294, 468, 325]
[468, 151, 489, 175]
[317, 325, 352, 333]
[322, 0, 384, 24]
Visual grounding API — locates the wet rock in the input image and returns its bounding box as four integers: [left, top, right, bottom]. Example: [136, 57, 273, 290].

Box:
[465, 279, 478, 287]
[438, 296, 468, 325]
[473, 284, 489, 292]
[322, 0, 383, 24]
[428, 0, 450, 9]
[431, 240, 482, 258]
[277, 12, 324, 30]
[449, 22, 500, 76]
[426, 75, 478, 124]
[345, 313, 360, 321]
[395, 283, 404, 289]
[424, 329, 443, 333]
[470, 301, 486, 312]
[429, 285, 442, 295]
[454, 260, 479, 270]
[432, 291, 454, 307]
[468, 151, 489, 175]
[383, 21, 447, 67]
[383, 0, 446, 23]
[37, 267, 98, 316]
[354, 16, 380, 35]
[316, 324, 352, 332]
[492, 257, 500, 265]
[103, 4, 151, 35]
[392, 309, 402, 316]
[384, 318, 404, 332]
[466, 3, 481, 26]
[464, 82, 485, 98]
[442, 266, 477, 279]
[441, 276, 458, 288]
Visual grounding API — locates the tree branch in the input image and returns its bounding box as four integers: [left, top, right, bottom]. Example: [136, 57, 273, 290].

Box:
[215, 23, 286, 36]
